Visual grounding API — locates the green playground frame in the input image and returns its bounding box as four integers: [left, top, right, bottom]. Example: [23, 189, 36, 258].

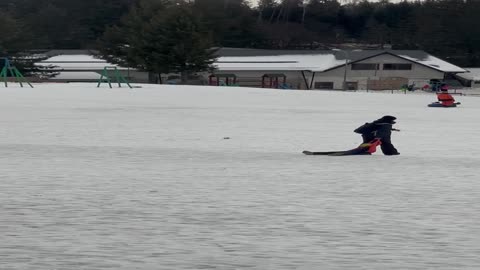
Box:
[97, 66, 132, 89]
[1, 57, 34, 88]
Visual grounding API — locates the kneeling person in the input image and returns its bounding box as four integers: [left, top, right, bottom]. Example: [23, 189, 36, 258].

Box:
[354, 115, 400, 156]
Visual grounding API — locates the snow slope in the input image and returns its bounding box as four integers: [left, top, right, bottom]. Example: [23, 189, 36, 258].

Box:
[1, 83, 479, 269]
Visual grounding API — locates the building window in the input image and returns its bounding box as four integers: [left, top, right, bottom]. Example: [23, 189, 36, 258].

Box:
[314, 82, 334, 89]
[383, 63, 412, 70]
[351, 63, 379, 70]
[346, 82, 358, 90]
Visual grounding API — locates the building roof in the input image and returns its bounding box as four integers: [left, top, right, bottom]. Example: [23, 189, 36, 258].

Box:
[37, 54, 128, 71]
[457, 68, 480, 81]
[35, 48, 466, 75]
[216, 54, 345, 72]
[214, 48, 466, 73]
[50, 71, 103, 80]
[43, 49, 97, 57]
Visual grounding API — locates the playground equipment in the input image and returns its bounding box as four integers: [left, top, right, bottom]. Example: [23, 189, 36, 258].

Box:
[209, 74, 237, 86]
[262, 73, 286, 88]
[97, 66, 132, 88]
[0, 57, 33, 88]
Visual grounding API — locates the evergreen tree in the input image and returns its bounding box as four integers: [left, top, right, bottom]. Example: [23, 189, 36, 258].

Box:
[0, 11, 23, 55]
[194, 0, 257, 47]
[98, 0, 169, 70]
[362, 16, 389, 46]
[338, 1, 374, 39]
[98, 1, 216, 83]
[0, 10, 53, 78]
[304, 0, 342, 43]
[4, 0, 480, 68]
[151, 3, 216, 82]
[460, 0, 480, 66]
[257, 0, 277, 23]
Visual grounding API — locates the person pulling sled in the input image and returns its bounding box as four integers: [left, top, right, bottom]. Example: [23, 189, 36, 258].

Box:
[354, 115, 400, 155]
[303, 115, 400, 156]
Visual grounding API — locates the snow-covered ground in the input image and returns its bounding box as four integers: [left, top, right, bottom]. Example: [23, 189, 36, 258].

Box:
[1, 83, 480, 269]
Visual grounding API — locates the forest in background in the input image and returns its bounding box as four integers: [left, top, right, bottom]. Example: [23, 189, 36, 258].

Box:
[1, 0, 479, 67]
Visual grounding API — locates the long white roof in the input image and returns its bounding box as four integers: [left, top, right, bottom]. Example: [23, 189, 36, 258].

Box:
[398, 54, 466, 73]
[214, 50, 467, 73]
[456, 68, 480, 81]
[50, 71, 102, 80]
[37, 50, 467, 74]
[466, 68, 480, 80]
[37, 54, 128, 70]
[216, 54, 345, 72]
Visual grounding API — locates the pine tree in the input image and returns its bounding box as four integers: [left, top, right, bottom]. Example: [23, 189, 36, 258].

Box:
[148, 3, 216, 82]
[0, 10, 54, 78]
[194, 0, 257, 47]
[98, 1, 216, 84]
[0, 11, 23, 55]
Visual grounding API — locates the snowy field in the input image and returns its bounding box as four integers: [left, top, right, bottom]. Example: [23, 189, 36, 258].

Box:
[1, 83, 480, 270]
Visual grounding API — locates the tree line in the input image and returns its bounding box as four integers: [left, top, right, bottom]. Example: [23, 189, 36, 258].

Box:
[1, 0, 480, 77]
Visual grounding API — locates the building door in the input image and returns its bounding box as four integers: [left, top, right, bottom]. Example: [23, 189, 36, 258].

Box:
[346, 82, 358, 90]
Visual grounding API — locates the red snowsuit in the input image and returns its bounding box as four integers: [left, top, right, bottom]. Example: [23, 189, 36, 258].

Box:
[437, 92, 455, 106]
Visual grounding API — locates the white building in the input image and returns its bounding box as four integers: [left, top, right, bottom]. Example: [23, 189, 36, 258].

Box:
[457, 68, 480, 88]
[37, 50, 149, 83]
[35, 48, 468, 90]
[211, 48, 467, 90]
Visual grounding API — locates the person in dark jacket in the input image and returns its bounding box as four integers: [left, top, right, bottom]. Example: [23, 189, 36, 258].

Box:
[354, 115, 400, 155]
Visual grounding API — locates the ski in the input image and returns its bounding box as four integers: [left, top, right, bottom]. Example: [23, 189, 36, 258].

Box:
[304, 138, 381, 156]
[303, 148, 371, 156]
[303, 150, 341, 155]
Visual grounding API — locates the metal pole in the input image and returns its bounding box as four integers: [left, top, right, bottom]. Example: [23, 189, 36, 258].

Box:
[309, 72, 316, 89]
[301, 71, 309, 90]
[343, 51, 348, 91]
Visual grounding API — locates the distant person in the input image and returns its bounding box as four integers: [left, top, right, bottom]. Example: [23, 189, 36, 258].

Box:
[437, 85, 455, 106]
[440, 83, 448, 91]
[354, 115, 400, 156]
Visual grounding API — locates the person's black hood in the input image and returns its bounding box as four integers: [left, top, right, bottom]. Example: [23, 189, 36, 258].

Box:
[374, 115, 396, 124]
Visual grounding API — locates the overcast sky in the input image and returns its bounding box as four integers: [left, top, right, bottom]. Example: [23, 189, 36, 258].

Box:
[340, 0, 405, 2]
[250, 0, 408, 7]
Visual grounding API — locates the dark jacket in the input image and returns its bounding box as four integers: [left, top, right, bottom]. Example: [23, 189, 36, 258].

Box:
[354, 116, 400, 155]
